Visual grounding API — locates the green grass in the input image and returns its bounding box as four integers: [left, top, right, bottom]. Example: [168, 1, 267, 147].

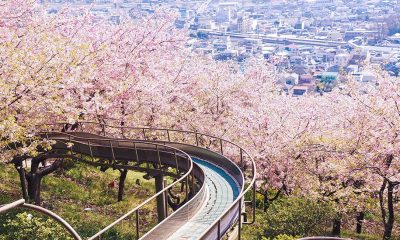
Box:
[0, 162, 158, 239]
[0, 163, 21, 203]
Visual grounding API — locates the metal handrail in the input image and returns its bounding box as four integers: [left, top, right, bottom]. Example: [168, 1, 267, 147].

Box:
[0, 199, 82, 240]
[41, 131, 194, 177]
[0, 199, 25, 213]
[38, 122, 255, 176]
[37, 121, 257, 239]
[36, 131, 196, 240]
[139, 166, 208, 240]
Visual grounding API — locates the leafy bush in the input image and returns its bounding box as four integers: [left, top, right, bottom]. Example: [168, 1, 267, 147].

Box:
[274, 234, 299, 240]
[261, 234, 300, 240]
[263, 197, 334, 237]
[244, 196, 334, 239]
[0, 212, 73, 240]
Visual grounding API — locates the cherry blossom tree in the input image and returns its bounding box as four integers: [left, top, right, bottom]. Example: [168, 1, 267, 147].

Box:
[1, 0, 185, 203]
[339, 73, 400, 239]
[0, 0, 95, 163]
[2, 1, 399, 238]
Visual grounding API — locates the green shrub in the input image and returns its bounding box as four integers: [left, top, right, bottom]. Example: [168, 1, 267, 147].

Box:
[263, 197, 334, 237]
[243, 196, 334, 239]
[0, 212, 73, 240]
[274, 234, 299, 240]
[259, 234, 299, 240]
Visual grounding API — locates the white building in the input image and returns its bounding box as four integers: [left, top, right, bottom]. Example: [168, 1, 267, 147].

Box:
[334, 53, 349, 67]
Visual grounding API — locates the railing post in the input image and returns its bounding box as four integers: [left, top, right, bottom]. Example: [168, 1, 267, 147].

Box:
[164, 179, 168, 218]
[191, 170, 195, 194]
[252, 181, 256, 224]
[142, 129, 146, 140]
[134, 143, 140, 164]
[220, 139, 223, 155]
[121, 126, 125, 139]
[185, 175, 189, 202]
[166, 130, 171, 142]
[101, 123, 106, 136]
[174, 151, 179, 174]
[136, 209, 140, 240]
[240, 148, 244, 169]
[156, 145, 161, 168]
[68, 135, 73, 155]
[88, 140, 94, 162]
[238, 199, 242, 239]
[109, 140, 116, 166]
[195, 131, 199, 146]
[186, 156, 190, 200]
[217, 219, 221, 239]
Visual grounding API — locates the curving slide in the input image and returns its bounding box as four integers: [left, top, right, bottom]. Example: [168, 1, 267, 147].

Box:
[165, 158, 240, 239]
[1, 122, 256, 240]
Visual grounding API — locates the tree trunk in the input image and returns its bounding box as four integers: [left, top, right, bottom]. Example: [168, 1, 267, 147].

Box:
[356, 212, 364, 234]
[383, 183, 395, 240]
[24, 157, 63, 205]
[332, 218, 341, 236]
[15, 163, 29, 200]
[26, 157, 43, 205]
[117, 169, 128, 202]
[26, 173, 42, 205]
[263, 192, 269, 212]
[155, 174, 166, 222]
[383, 226, 393, 240]
[261, 189, 281, 212]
